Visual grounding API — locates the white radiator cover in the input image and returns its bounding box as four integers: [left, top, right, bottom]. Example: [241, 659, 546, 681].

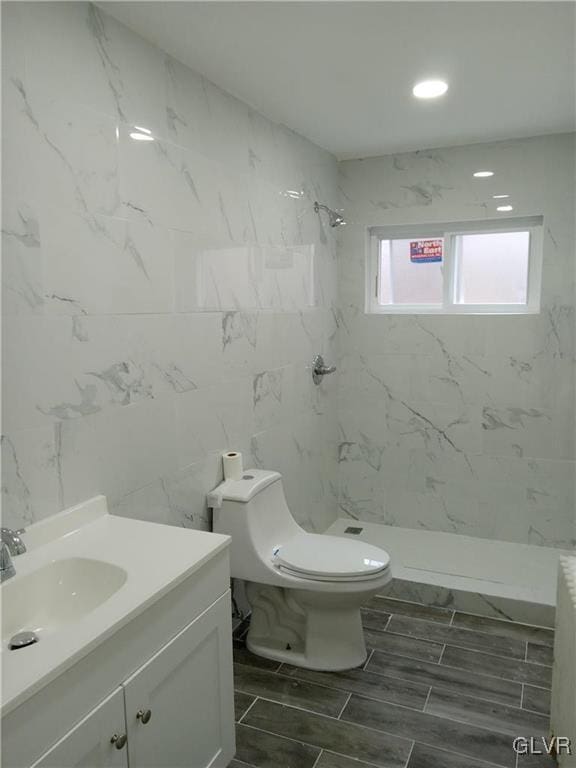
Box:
[551, 555, 576, 766]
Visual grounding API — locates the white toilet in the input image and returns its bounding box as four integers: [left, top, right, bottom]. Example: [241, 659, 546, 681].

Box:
[209, 469, 391, 671]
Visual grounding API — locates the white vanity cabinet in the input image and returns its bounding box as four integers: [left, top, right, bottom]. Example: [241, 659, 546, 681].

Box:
[2, 507, 235, 768]
[31, 689, 128, 768]
[123, 592, 234, 768]
[26, 593, 234, 768]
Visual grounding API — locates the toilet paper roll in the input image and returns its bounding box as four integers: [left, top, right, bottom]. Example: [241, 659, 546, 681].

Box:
[223, 451, 243, 481]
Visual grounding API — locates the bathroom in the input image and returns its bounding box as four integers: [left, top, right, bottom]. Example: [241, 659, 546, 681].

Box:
[1, 1, 575, 766]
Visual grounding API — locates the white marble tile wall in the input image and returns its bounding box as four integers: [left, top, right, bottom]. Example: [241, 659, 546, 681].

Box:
[2, 2, 341, 534]
[337, 135, 576, 549]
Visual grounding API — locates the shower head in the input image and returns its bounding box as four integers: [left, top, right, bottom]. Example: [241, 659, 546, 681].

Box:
[314, 201, 346, 228]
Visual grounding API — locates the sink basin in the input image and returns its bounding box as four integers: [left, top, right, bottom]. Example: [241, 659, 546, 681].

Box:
[2, 557, 127, 644]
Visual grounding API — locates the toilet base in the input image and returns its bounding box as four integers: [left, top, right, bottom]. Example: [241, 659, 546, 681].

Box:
[244, 582, 376, 671]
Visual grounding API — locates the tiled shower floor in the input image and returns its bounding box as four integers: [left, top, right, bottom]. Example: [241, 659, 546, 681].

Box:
[228, 595, 556, 768]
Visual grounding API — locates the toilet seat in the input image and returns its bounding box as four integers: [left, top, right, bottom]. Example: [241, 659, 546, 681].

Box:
[273, 534, 390, 582]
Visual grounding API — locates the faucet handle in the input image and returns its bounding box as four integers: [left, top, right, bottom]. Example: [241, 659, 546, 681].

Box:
[0, 528, 26, 555]
[0, 542, 16, 581]
[312, 354, 337, 385]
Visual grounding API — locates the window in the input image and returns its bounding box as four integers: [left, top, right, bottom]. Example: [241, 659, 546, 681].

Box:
[367, 217, 543, 314]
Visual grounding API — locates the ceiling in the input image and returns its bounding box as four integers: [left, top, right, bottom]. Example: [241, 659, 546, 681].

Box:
[101, 2, 576, 159]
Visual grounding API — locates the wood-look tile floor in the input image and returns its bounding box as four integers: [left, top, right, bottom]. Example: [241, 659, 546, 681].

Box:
[228, 595, 556, 768]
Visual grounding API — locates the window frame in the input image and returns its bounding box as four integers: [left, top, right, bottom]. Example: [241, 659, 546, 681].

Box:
[366, 216, 544, 315]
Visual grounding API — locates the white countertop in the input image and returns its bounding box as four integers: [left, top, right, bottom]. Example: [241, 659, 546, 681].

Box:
[1, 497, 230, 715]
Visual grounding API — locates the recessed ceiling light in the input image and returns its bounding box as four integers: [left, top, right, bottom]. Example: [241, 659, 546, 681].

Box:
[473, 171, 494, 178]
[412, 80, 449, 99]
[134, 125, 152, 135]
[497, 205, 514, 212]
[130, 131, 155, 142]
[493, 194, 510, 199]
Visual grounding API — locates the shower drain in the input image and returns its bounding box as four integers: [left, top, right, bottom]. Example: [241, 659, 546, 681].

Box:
[8, 631, 39, 650]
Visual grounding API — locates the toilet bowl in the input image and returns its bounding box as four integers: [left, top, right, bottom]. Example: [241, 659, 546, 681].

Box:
[209, 469, 391, 671]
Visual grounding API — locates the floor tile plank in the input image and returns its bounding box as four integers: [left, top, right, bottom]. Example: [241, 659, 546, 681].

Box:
[364, 628, 443, 663]
[366, 650, 522, 707]
[452, 613, 554, 648]
[235, 691, 256, 721]
[522, 685, 551, 716]
[233, 644, 281, 671]
[425, 687, 549, 737]
[233, 603, 555, 768]
[341, 694, 514, 768]
[315, 751, 381, 768]
[235, 723, 320, 768]
[407, 742, 503, 768]
[361, 609, 392, 632]
[441, 646, 552, 688]
[242, 698, 412, 768]
[526, 643, 554, 667]
[518, 749, 558, 768]
[387, 615, 526, 660]
[367, 597, 453, 624]
[279, 662, 430, 710]
[234, 663, 349, 717]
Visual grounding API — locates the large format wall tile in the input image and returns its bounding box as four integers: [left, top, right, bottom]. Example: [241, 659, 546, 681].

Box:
[1, 2, 340, 532]
[338, 134, 576, 548]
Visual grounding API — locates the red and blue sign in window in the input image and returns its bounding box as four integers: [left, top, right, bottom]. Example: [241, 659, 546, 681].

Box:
[410, 239, 443, 263]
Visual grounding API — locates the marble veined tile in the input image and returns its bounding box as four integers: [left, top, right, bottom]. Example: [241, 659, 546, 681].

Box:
[337, 134, 575, 547]
[385, 578, 555, 628]
[1, 426, 61, 529]
[1, 204, 44, 317]
[366, 596, 453, 624]
[21, 3, 122, 117]
[3, 0, 341, 540]
[42, 209, 175, 316]
[481, 404, 574, 461]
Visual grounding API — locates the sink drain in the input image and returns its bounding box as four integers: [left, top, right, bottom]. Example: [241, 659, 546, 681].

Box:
[9, 631, 39, 650]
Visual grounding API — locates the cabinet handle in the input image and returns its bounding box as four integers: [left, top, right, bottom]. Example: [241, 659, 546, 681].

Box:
[110, 734, 127, 750]
[136, 709, 152, 724]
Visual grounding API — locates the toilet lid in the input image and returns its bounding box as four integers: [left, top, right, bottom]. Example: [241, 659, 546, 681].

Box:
[274, 534, 390, 579]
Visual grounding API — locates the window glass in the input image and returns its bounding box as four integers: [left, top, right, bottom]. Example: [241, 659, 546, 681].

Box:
[379, 238, 444, 305]
[454, 231, 530, 305]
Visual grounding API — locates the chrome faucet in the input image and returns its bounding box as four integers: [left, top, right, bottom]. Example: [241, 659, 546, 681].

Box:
[0, 528, 26, 583]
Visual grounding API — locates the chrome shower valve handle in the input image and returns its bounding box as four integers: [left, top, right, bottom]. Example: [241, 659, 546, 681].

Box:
[312, 354, 336, 385]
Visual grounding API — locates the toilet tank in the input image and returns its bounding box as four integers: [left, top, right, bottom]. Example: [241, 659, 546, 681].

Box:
[210, 469, 303, 582]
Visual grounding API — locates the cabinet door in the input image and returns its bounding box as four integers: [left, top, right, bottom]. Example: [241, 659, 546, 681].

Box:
[31, 688, 127, 768]
[123, 591, 235, 768]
